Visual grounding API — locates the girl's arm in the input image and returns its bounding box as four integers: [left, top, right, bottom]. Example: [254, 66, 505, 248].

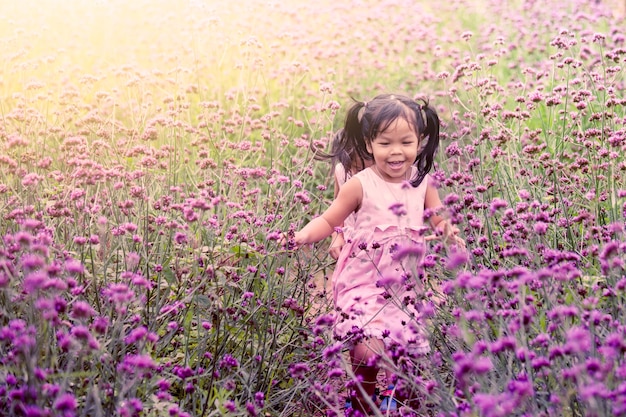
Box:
[329, 173, 346, 259]
[424, 178, 465, 247]
[424, 178, 445, 228]
[295, 177, 362, 246]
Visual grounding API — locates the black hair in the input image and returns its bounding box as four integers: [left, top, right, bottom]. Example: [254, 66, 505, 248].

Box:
[313, 129, 371, 183]
[343, 93, 440, 187]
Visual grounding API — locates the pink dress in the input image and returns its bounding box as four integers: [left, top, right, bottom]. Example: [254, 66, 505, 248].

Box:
[332, 167, 431, 353]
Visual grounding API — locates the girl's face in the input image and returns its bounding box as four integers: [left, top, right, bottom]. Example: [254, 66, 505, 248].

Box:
[367, 117, 419, 183]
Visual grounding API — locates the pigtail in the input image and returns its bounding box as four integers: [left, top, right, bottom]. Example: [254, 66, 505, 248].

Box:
[411, 100, 440, 187]
[342, 100, 372, 171]
[328, 129, 353, 182]
[310, 100, 371, 182]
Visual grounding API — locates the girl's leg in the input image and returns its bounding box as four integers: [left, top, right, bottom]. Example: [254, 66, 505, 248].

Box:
[349, 338, 385, 414]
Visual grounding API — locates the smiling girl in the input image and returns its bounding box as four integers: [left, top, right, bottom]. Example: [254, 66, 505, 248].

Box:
[293, 93, 464, 414]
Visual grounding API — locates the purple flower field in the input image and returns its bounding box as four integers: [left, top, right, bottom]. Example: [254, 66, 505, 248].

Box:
[0, 0, 625, 416]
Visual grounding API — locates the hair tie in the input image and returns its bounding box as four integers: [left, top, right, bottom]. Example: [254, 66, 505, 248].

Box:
[419, 104, 427, 126]
[357, 102, 368, 122]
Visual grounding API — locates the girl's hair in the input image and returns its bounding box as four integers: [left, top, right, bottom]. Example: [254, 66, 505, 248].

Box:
[328, 128, 370, 182]
[344, 93, 440, 187]
[313, 128, 371, 183]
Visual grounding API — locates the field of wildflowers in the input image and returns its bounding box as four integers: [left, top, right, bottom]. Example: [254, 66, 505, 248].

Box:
[1, 0, 625, 416]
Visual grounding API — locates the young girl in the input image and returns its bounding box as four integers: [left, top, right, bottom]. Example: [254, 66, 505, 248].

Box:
[294, 94, 463, 414]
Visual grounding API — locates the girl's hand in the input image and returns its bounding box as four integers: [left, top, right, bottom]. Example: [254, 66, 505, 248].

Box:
[427, 220, 466, 249]
[329, 232, 345, 260]
[279, 230, 299, 250]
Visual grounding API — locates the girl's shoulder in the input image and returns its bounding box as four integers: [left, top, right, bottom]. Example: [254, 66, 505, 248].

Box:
[336, 173, 365, 207]
[351, 167, 379, 189]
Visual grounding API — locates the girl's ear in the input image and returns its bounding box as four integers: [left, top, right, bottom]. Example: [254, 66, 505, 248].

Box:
[365, 141, 372, 154]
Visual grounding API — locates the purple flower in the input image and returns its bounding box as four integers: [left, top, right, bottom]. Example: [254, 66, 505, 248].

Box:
[490, 336, 516, 354]
[322, 342, 343, 361]
[288, 362, 310, 379]
[245, 401, 258, 417]
[580, 382, 609, 401]
[102, 283, 135, 311]
[118, 398, 143, 416]
[564, 326, 591, 354]
[446, 250, 468, 269]
[219, 354, 239, 369]
[23, 271, 48, 294]
[174, 232, 188, 245]
[389, 202, 407, 216]
[92, 316, 109, 334]
[125, 327, 148, 345]
[392, 243, 425, 261]
[118, 354, 156, 376]
[443, 193, 460, 205]
[253, 392, 265, 408]
[294, 191, 311, 204]
[65, 260, 85, 275]
[472, 356, 494, 373]
[224, 400, 236, 413]
[70, 301, 95, 319]
[507, 375, 534, 397]
[531, 356, 550, 370]
[53, 393, 77, 412]
[21, 254, 45, 271]
[473, 393, 510, 417]
[533, 221, 548, 235]
[130, 273, 153, 289]
[376, 274, 403, 287]
[71, 325, 100, 350]
[489, 198, 508, 215]
[23, 405, 46, 417]
[157, 379, 171, 391]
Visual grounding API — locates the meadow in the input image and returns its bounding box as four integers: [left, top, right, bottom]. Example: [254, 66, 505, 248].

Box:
[0, 0, 625, 416]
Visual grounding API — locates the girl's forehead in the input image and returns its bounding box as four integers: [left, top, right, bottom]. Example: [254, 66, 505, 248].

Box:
[378, 115, 418, 133]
